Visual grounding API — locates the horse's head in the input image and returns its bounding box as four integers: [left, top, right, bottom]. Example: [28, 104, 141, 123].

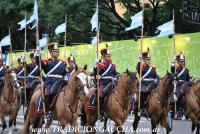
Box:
[122, 69, 139, 97]
[70, 64, 89, 100]
[5, 69, 20, 91]
[164, 71, 176, 93]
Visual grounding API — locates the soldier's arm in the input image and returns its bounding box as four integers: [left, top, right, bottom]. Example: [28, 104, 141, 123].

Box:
[136, 62, 141, 74]
[171, 66, 175, 74]
[35, 56, 48, 71]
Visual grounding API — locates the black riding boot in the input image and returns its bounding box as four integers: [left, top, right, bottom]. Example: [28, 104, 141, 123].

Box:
[45, 95, 53, 123]
[99, 97, 105, 121]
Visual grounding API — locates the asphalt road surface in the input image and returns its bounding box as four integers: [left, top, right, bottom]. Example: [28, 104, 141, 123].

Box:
[0, 107, 195, 134]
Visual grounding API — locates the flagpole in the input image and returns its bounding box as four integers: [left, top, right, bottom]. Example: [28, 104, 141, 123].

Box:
[24, 12, 27, 107]
[172, 9, 177, 115]
[35, 12, 46, 114]
[95, 0, 100, 118]
[138, 1, 144, 113]
[9, 29, 14, 69]
[64, 14, 67, 61]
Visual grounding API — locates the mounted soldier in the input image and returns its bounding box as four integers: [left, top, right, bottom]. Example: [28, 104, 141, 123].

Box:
[64, 55, 77, 82]
[36, 42, 68, 123]
[135, 50, 159, 114]
[0, 58, 7, 92]
[93, 48, 117, 120]
[15, 56, 25, 85]
[26, 51, 40, 103]
[171, 52, 191, 119]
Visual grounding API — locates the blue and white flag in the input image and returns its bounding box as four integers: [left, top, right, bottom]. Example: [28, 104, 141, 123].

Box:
[125, 10, 143, 31]
[39, 37, 48, 48]
[18, 19, 26, 31]
[91, 37, 97, 45]
[3, 53, 9, 66]
[0, 35, 11, 47]
[26, 0, 38, 29]
[55, 23, 66, 35]
[90, 2, 98, 32]
[156, 20, 174, 37]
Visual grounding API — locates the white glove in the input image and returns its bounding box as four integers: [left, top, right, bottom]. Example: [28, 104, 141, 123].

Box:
[173, 93, 177, 102]
[171, 55, 176, 65]
[94, 58, 99, 67]
[139, 53, 142, 61]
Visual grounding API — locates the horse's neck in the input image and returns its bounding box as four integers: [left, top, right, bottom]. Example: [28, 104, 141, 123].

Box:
[67, 83, 78, 106]
[115, 79, 128, 108]
[3, 81, 10, 96]
[193, 82, 200, 96]
[159, 80, 169, 101]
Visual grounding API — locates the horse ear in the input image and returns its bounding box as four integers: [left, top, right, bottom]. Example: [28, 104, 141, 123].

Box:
[167, 70, 169, 75]
[126, 69, 130, 75]
[75, 64, 78, 71]
[83, 64, 87, 71]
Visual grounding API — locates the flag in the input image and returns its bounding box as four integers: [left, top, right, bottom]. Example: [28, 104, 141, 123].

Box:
[26, 0, 38, 29]
[39, 37, 48, 48]
[18, 19, 26, 31]
[156, 20, 174, 37]
[55, 23, 66, 35]
[91, 37, 97, 45]
[90, 2, 98, 32]
[3, 53, 9, 66]
[0, 35, 11, 47]
[125, 10, 143, 31]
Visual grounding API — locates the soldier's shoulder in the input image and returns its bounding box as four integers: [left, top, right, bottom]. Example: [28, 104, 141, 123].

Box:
[152, 66, 156, 71]
[59, 59, 67, 65]
[185, 67, 189, 72]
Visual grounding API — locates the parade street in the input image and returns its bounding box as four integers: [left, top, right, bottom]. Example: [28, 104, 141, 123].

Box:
[1, 108, 194, 134]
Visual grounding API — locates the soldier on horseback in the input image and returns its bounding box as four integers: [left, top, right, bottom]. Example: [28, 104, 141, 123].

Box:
[93, 48, 117, 120]
[15, 56, 25, 84]
[136, 50, 159, 114]
[64, 55, 77, 82]
[0, 59, 7, 91]
[36, 42, 67, 123]
[26, 52, 40, 103]
[171, 52, 190, 119]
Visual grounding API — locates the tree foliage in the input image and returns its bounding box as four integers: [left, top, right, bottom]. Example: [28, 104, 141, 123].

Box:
[0, 0, 199, 51]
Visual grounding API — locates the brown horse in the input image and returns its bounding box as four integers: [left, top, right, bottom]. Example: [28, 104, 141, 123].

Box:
[133, 72, 175, 134]
[183, 80, 200, 134]
[0, 69, 20, 132]
[83, 69, 139, 134]
[23, 65, 89, 134]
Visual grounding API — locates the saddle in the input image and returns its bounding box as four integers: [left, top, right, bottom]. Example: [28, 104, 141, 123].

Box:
[36, 79, 66, 113]
[88, 82, 115, 111]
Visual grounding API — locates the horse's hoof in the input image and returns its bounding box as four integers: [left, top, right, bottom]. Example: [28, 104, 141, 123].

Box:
[14, 128, 18, 131]
[9, 121, 13, 128]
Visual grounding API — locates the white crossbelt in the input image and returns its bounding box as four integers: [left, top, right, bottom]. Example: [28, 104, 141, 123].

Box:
[0, 67, 3, 72]
[27, 66, 39, 78]
[142, 67, 152, 79]
[177, 68, 185, 78]
[17, 68, 24, 76]
[45, 61, 62, 78]
[101, 64, 112, 77]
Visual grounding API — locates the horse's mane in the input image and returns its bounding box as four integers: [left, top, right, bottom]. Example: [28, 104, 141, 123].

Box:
[193, 80, 200, 92]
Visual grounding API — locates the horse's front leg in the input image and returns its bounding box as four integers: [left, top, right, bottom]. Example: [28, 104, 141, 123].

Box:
[161, 115, 171, 134]
[113, 120, 124, 134]
[1, 112, 7, 131]
[70, 119, 79, 134]
[132, 109, 141, 132]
